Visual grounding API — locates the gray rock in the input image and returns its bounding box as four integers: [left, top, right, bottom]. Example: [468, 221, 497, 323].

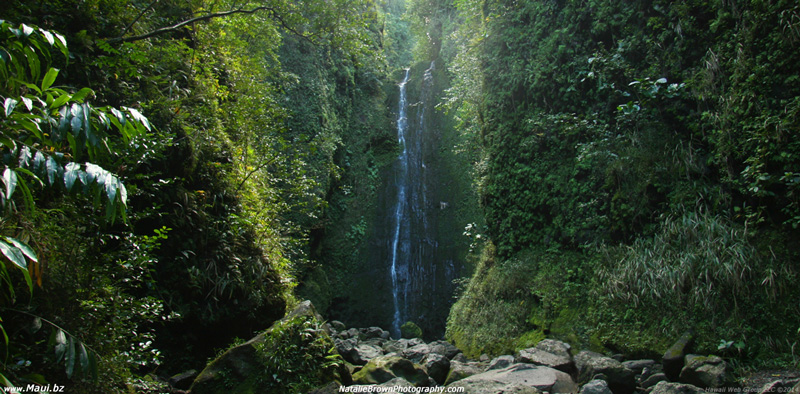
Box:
[622, 359, 656, 375]
[382, 339, 410, 354]
[488, 355, 516, 371]
[452, 353, 468, 363]
[678, 354, 727, 389]
[641, 373, 668, 389]
[581, 379, 613, 394]
[663, 331, 695, 381]
[351, 355, 430, 386]
[351, 344, 384, 365]
[444, 360, 485, 385]
[536, 339, 573, 358]
[480, 354, 490, 362]
[650, 381, 705, 394]
[403, 343, 432, 363]
[330, 320, 347, 332]
[168, 369, 197, 390]
[575, 350, 636, 394]
[422, 353, 451, 385]
[429, 340, 461, 359]
[448, 363, 578, 394]
[361, 327, 388, 340]
[347, 327, 361, 340]
[517, 347, 575, 375]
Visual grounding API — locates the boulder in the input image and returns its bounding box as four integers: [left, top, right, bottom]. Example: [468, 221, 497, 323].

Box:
[335, 338, 358, 363]
[348, 377, 415, 394]
[383, 339, 410, 354]
[189, 301, 348, 394]
[351, 355, 431, 387]
[663, 331, 695, 381]
[444, 360, 485, 385]
[422, 353, 451, 385]
[580, 379, 613, 394]
[678, 355, 727, 389]
[536, 339, 573, 359]
[622, 359, 656, 375]
[650, 381, 705, 394]
[351, 344, 384, 365]
[641, 373, 668, 389]
[488, 355, 516, 371]
[402, 343, 432, 363]
[448, 363, 578, 394]
[168, 369, 198, 390]
[330, 320, 347, 332]
[361, 327, 389, 340]
[429, 340, 461, 359]
[516, 346, 575, 375]
[575, 350, 636, 394]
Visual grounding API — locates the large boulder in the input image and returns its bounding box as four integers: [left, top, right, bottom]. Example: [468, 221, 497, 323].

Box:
[351, 355, 431, 387]
[422, 353, 451, 385]
[650, 381, 705, 394]
[189, 301, 348, 394]
[488, 355, 516, 371]
[403, 343, 432, 363]
[580, 379, 614, 394]
[516, 343, 576, 376]
[663, 331, 695, 381]
[351, 344, 385, 365]
[575, 351, 636, 394]
[429, 340, 461, 359]
[444, 360, 486, 385]
[448, 363, 578, 394]
[678, 355, 728, 389]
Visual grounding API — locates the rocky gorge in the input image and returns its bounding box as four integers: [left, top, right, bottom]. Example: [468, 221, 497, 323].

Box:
[178, 302, 800, 394]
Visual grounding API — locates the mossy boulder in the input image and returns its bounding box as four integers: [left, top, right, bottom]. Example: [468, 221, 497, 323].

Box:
[351, 355, 431, 387]
[401, 321, 423, 339]
[189, 301, 349, 394]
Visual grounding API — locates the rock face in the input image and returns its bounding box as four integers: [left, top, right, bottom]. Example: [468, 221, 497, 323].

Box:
[444, 360, 485, 385]
[576, 351, 636, 394]
[678, 355, 728, 388]
[448, 363, 579, 394]
[351, 355, 431, 387]
[422, 353, 451, 385]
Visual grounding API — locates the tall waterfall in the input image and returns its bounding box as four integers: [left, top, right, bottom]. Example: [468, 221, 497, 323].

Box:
[389, 62, 440, 338]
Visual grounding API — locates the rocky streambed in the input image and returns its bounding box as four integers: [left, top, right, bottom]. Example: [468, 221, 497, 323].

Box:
[180, 302, 800, 394]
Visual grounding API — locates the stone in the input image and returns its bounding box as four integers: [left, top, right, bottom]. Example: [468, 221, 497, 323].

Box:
[448, 363, 578, 394]
[350, 344, 384, 365]
[452, 353, 468, 363]
[335, 338, 358, 363]
[429, 340, 461, 359]
[444, 360, 486, 385]
[622, 359, 656, 375]
[581, 379, 613, 394]
[575, 350, 636, 394]
[536, 339, 573, 359]
[488, 355, 516, 371]
[663, 331, 695, 381]
[168, 369, 197, 390]
[641, 373, 668, 389]
[402, 343, 432, 363]
[351, 355, 431, 387]
[383, 339, 410, 354]
[516, 347, 575, 375]
[330, 320, 347, 332]
[678, 354, 727, 389]
[650, 381, 705, 394]
[422, 353, 451, 385]
[361, 327, 388, 340]
[480, 354, 490, 362]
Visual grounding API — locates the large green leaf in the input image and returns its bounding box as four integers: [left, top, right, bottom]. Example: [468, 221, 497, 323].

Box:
[41, 67, 58, 91]
[0, 238, 26, 271]
[52, 329, 67, 362]
[65, 336, 76, 378]
[64, 162, 80, 191]
[2, 167, 17, 201]
[6, 237, 38, 263]
[3, 97, 17, 116]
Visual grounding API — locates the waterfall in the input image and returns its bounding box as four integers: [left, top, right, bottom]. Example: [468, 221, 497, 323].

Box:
[390, 68, 411, 338]
[389, 62, 438, 338]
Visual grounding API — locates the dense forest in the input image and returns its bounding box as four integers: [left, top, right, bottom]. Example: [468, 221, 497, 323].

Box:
[0, 0, 798, 392]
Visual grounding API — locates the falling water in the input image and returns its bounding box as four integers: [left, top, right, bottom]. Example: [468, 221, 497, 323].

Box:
[389, 62, 438, 338]
[390, 68, 411, 337]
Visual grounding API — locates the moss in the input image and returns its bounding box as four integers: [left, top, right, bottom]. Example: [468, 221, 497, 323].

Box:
[401, 321, 423, 339]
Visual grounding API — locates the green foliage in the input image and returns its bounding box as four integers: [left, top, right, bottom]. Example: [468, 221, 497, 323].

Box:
[400, 321, 423, 339]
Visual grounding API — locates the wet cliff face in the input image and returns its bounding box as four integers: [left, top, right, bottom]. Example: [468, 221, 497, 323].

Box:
[325, 61, 479, 339]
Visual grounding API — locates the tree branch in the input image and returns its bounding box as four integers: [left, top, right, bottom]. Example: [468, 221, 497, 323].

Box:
[120, 0, 160, 37]
[108, 6, 316, 44]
